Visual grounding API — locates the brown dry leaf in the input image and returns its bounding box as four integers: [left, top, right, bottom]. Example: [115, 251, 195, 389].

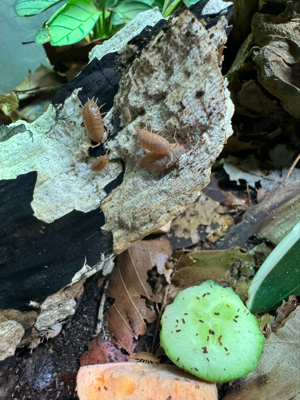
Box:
[80, 336, 127, 367]
[15, 65, 66, 100]
[169, 193, 234, 248]
[107, 238, 172, 353]
[215, 191, 249, 214]
[224, 307, 300, 400]
[0, 91, 19, 123]
[272, 295, 299, 332]
[171, 248, 253, 289]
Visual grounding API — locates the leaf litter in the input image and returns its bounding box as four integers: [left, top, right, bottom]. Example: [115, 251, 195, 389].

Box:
[106, 238, 172, 353]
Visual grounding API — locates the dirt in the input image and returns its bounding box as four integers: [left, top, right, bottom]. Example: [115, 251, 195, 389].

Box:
[1, 275, 103, 400]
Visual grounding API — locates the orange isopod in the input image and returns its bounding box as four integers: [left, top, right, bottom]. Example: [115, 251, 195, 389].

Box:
[135, 129, 172, 155]
[82, 98, 105, 143]
[90, 154, 109, 172]
[140, 143, 186, 171]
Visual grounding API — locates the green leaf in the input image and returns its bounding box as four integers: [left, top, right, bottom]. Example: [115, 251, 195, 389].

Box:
[152, 0, 164, 9]
[105, 0, 119, 8]
[111, 11, 124, 25]
[15, 0, 64, 16]
[162, 0, 182, 17]
[35, 25, 51, 44]
[45, 0, 101, 46]
[183, 0, 202, 6]
[247, 221, 300, 314]
[113, 1, 153, 23]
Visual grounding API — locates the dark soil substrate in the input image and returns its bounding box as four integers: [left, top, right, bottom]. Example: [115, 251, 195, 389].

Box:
[0, 275, 103, 400]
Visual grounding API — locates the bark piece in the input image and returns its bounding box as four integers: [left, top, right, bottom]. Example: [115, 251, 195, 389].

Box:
[0, 320, 24, 361]
[77, 362, 218, 400]
[102, 7, 234, 253]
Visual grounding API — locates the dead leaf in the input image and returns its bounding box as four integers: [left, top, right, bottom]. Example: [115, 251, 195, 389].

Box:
[15, 65, 66, 100]
[80, 336, 127, 366]
[77, 362, 218, 400]
[169, 193, 234, 248]
[223, 307, 300, 400]
[171, 248, 253, 290]
[153, 220, 172, 234]
[223, 155, 300, 191]
[215, 191, 249, 214]
[0, 91, 19, 123]
[107, 239, 171, 353]
[271, 295, 299, 331]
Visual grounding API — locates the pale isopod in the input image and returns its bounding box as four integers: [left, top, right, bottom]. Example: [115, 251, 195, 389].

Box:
[90, 153, 109, 172]
[128, 352, 160, 364]
[82, 98, 105, 143]
[135, 128, 172, 155]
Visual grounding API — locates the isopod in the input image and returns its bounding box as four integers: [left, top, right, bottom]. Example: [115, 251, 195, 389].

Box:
[82, 98, 105, 143]
[90, 153, 109, 172]
[128, 352, 160, 364]
[140, 143, 186, 171]
[135, 128, 172, 155]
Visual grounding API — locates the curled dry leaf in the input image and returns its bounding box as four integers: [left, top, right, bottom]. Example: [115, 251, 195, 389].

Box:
[272, 295, 299, 332]
[215, 191, 249, 214]
[77, 362, 218, 400]
[107, 238, 172, 353]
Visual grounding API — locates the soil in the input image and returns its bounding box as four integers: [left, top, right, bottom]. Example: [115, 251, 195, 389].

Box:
[0, 275, 103, 400]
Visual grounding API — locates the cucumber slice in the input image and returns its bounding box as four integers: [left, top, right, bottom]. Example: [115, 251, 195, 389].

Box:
[160, 281, 264, 382]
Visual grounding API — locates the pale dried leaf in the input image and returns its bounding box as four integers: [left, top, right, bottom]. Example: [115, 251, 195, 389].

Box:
[224, 307, 300, 400]
[170, 193, 234, 247]
[224, 155, 300, 191]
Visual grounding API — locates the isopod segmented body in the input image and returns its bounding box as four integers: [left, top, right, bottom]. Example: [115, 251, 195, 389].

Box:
[135, 129, 172, 155]
[90, 154, 109, 172]
[140, 143, 186, 171]
[82, 98, 105, 143]
[128, 352, 160, 364]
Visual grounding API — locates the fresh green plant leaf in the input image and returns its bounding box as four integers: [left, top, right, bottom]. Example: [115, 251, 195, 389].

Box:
[113, 1, 153, 23]
[35, 25, 51, 44]
[152, 0, 164, 9]
[105, 0, 120, 8]
[247, 221, 300, 314]
[111, 12, 125, 25]
[15, 0, 64, 16]
[44, 0, 101, 46]
[162, 0, 182, 17]
[183, 0, 202, 6]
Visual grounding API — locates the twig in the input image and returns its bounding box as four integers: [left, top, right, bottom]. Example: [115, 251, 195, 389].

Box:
[95, 279, 109, 335]
[151, 285, 169, 354]
[280, 154, 300, 187]
[246, 181, 252, 206]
